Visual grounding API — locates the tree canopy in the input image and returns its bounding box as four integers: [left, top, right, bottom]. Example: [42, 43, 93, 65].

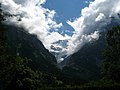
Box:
[103, 26, 120, 82]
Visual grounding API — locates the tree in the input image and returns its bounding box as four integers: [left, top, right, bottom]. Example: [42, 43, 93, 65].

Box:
[0, 5, 36, 90]
[103, 26, 120, 82]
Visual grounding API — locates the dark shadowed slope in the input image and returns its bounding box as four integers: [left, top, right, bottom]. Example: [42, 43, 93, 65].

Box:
[60, 32, 106, 81]
[6, 25, 61, 75]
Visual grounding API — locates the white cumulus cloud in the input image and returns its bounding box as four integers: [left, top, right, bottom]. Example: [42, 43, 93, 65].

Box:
[1, 0, 120, 62]
[0, 0, 66, 52]
[66, 0, 120, 56]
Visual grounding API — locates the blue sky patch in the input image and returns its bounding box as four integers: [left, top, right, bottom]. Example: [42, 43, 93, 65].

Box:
[42, 0, 90, 36]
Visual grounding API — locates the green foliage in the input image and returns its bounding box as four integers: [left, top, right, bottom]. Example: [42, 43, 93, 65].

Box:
[0, 48, 35, 89]
[0, 54, 64, 90]
[103, 26, 120, 82]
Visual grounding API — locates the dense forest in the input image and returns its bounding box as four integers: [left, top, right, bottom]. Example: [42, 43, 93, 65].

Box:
[0, 3, 120, 90]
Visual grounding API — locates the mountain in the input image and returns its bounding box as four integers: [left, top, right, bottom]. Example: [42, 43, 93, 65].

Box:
[5, 17, 119, 83]
[5, 25, 61, 75]
[60, 31, 106, 81]
[59, 16, 120, 81]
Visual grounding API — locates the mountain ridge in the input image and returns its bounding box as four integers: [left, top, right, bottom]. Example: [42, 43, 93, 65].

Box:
[5, 25, 61, 75]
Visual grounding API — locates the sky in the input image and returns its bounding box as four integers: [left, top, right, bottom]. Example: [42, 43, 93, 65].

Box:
[0, 0, 120, 62]
[42, 0, 91, 36]
[43, 0, 90, 21]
